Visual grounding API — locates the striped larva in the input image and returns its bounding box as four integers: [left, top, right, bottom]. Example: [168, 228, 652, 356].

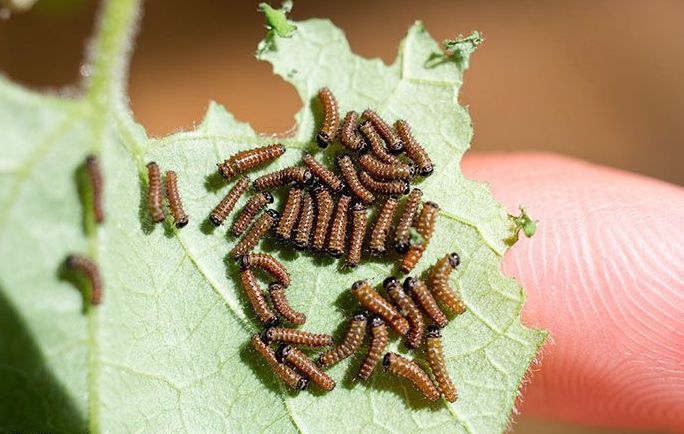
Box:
[250, 334, 308, 391]
[384, 276, 424, 349]
[85, 155, 104, 223]
[357, 317, 388, 380]
[240, 268, 278, 326]
[275, 186, 303, 241]
[340, 111, 366, 152]
[230, 191, 273, 236]
[393, 188, 423, 253]
[209, 176, 250, 226]
[218, 143, 285, 179]
[165, 170, 189, 228]
[312, 185, 334, 251]
[400, 201, 439, 273]
[403, 277, 448, 328]
[362, 109, 403, 154]
[350, 280, 409, 335]
[383, 352, 440, 402]
[278, 345, 336, 391]
[358, 153, 414, 181]
[337, 154, 375, 205]
[269, 283, 306, 325]
[318, 312, 368, 367]
[326, 194, 352, 258]
[239, 252, 290, 287]
[253, 166, 312, 190]
[302, 153, 345, 193]
[230, 209, 279, 258]
[359, 121, 399, 164]
[346, 202, 367, 269]
[292, 189, 314, 249]
[368, 196, 398, 256]
[146, 162, 165, 223]
[395, 120, 434, 177]
[65, 254, 102, 305]
[359, 171, 409, 196]
[316, 87, 339, 148]
[263, 327, 334, 347]
[427, 253, 465, 314]
[426, 326, 458, 402]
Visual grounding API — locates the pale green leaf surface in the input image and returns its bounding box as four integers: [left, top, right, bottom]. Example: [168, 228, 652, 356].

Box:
[0, 1, 546, 433]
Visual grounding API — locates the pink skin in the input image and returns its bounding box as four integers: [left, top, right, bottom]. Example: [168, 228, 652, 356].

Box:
[462, 153, 684, 432]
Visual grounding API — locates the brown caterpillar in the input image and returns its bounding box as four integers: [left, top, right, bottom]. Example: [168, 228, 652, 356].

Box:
[337, 154, 375, 205]
[318, 312, 368, 367]
[400, 201, 439, 273]
[230, 209, 279, 258]
[384, 277, 424, 349]
[269, 283, 306, 325]
[250, 334, 308, 391]
[340, 111, 366, 152]
[263, 327, 334, 347]
[359, 171, 409, 196]
[395, 120, 434, 177]
[312, 185, 334, 251]
[369, 196, 398, 256]
[383, 352, 440, 402]
[218, 143, 285, 179]
[85, 155, 104, 223]
[359, 121, 400, 164]
[275, 186, 303, 241]
[65, 254, 102, 305]
[209, 176, 250, 226]
[239, 252, 291, 287]
[317, 87, 339, 148]
[358, 154, 414, 181]
[403, 277, 448, 328]
[346, 202, 367, 269]
[302, 153, 345, 193]
[426, 326, 457, 402]
[400, 245, 425, 274]
[358, 317, 388, 380]
[230, 191, 273, 236]
[393, 188, 423, 253]
[253, 166, 312, 190]
[146, 162, 165, 223]
[165, 170, 189, 228]
[362, 109, 403, 154]
[326, 194, 352, 258]
[240, 268, 278, 326]
[278, 345, 336, 391]
[292, 189, 314, 249]
[427, 253, 466, 314]
[350, 280, 409, 335]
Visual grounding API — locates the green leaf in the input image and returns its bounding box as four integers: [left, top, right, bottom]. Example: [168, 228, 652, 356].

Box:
[0, 1, 547, 433]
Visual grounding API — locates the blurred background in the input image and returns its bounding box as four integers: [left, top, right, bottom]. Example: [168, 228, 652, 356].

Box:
[0, 0, 680, 433]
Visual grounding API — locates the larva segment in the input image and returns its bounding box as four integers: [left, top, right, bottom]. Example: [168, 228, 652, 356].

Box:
[240, 268, 278, 326]
[403, 277, 448, 328]
[85, 155, 104, 223]
[146, 162, 165, 223]
[279, 345, 336, 391]
[318, 312, 368, 367]
[269, 283, 306, 325]
[384, 277, 424, 349]
[346, 202, 368, 269]
[350, 280, 409, 335]
[292, 189, 314, 249]
[427, 253, 466, 314]
[250, 334, 308, 391]
[383, 352, 440, 402]
[230, 191, 273, 236]
[230, 209, 279, 258]
[312, 185, 334, 251]
[263, 327, 334, 347]
[358, 317, 388, 380]
[209, 176, 250, 226]
[358, 153, 414, 181]
[317, 87, 339, 148]
[426, 326, 458, 402]
[359, 171, 409, 196]
[359, 121, 400, 164]
[239, 252, 291, 287]
[253, 166, 312, 190]
[340, 111, 366, 152]
[165, 170, 189, 228]
[275, 186, 303, 241]
[369, 196, 398, 256]
[326, 194, 352, 258]
[395, 119, 434, 177]
[400, 201, 439, 273]
[65, 254, 102, 305]
[337, 154, 375, 205]
[218, 143, 285, 179]
[393, 188, 423, 253]
[302, 153, 345, 193]
[362, 109, 403, 154]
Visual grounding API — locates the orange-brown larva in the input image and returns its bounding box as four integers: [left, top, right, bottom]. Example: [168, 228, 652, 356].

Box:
[369, 196, 398, 256]
[85, 155, 104, 223]
[165, 170, 189, 228]
[400, 201, 439, 273]
[209, 176, 250, 226]
[253, 166, 312, 190]
[395, 119, 434, 177]
[350, 280, 409, 335]
[384, 277, 424, 349]
[146, 161, 165, 223]
[337, 154, 375, 205]
[346, 202, 368, 269]
[230, 191, 273, 236]
[359, 171, 409, 196]
[403, 277, 448, 328]
[263, 327, 334, 347]
[239, 252, 291, 287]
[426, 326, 458, 402]
[393, 188, 423, 253]
[358, 153, 415, 181]
[359, 121, 400, 164]
[230, 209, 279, 258]
[240, 268, 278, 326]
[318, 312, 368, 367]
[302, 153, 345, 193]
[317, 87, 339, 148]
[340, 111, 366, 152]
[275, 186, 303, 241]
[269, 283, 306, 325]
[400, 244, 425, 274]
[250, 334, 308, 391]
[312, 185, 334, 251]
[326, 194, 352, 258]
[427, 253, 466, 315]
[292, 189, 314, 249]
[362, 109, 403, 154]
[218, 143, 285, 179]
[383, 352, 440, 402]
[65, 254, 102, 305]
[358, 316, 388, 380]
[278, 345, 336, 391]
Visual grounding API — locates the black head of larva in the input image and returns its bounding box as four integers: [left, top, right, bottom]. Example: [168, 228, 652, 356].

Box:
[65, 255, 77, 268]
[401, 181, 410, 195]
[351, 201, 366, 212]
[301, 169, 314, 185]
[407, 162, 417, 179]
[403, 276, 417, 292]
[382, 352, 392, 369]
[85, 154, 97, 164]
[383, 276, 398, 289]
[296, 377, 310, 391]
[420, 163, 434, 177]
[353, 311, 368, 321]
[316, 132, 330, 148]
[292, 238, 307, 250]
[262, 191, 275, 204]
[146, 161, 157, 168]
[209, 215, 222, 227]
[237, 255, 249, 271]
[336, 153, 351, 163]
[328, 250, 343, 259]
[351, 280, 366, 292]
[265, 208, 280, 221]
[370, 316, 385, 328]
[266, 316, 280, 328]
[448, 252, 460, 268]
[394, 241, 409, 255]
[176, 216, 189, 228]
[426, 325, 441, 338]
[424, 201, 439, 210]
[261, 328, 273, 343]
[276, 344, 293, 361]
